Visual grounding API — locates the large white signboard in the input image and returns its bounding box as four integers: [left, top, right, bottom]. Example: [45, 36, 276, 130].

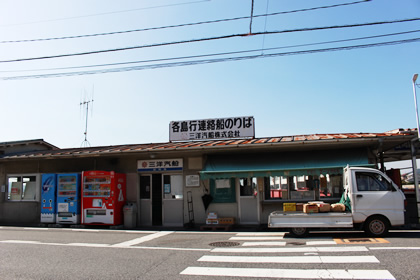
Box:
[170, 116, 255, 141]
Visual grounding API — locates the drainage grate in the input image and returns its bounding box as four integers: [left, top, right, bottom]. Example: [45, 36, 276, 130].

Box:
[334, 238, 389, 244]
[209, 241, 240, 247]
[346, 238, 371, 243]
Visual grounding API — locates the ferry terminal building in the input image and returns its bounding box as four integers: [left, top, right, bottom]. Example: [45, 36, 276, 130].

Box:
[0, 127, 418, 228]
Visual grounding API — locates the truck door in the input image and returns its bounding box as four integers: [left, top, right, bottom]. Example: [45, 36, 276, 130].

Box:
[350, 169, 405, 224]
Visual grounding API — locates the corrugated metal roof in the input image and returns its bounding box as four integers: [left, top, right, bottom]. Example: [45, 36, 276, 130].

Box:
[0, 129, 416, 160]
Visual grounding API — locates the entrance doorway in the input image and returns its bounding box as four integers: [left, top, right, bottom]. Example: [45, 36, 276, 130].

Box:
[139, 173, 184, 227]
[238, 177, 260, 224]
[152, 174, 162, 225]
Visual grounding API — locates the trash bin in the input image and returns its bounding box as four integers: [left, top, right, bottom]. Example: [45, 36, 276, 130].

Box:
[123, 202, 137, 229]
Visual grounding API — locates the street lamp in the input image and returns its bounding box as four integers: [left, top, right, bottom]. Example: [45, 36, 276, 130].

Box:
[412, 73, 420, 223]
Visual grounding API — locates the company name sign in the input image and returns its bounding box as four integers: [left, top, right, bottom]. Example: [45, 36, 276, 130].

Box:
[170, 116, 255, 141]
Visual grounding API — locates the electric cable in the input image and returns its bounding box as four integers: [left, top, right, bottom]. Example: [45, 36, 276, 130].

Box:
[2, 29, 419, 73]
[0, 0, 371, 44]
[1, 37, 418, 80]
[0, 0, 211, 27]
[1, 18, 418, 64]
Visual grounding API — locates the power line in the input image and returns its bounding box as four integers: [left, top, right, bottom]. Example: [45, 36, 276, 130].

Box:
[1, 38, 418, 80]
[0, 0, 371, 44]
[0, 0, 211, 27]
[3, 29, 419, 73]
[1, 18, 418, 64]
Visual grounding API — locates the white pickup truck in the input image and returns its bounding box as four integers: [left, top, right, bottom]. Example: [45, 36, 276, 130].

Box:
[268, 166, 406, 237]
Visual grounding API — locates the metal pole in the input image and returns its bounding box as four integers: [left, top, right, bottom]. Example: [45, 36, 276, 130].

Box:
[411, 139, 420, 224]
[412, 74, 420, 224]
[249, 0, 254, 34]
[413, 74, 419, 139]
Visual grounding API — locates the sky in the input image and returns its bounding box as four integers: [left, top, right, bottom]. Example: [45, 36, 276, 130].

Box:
[1, 0, 419, 151]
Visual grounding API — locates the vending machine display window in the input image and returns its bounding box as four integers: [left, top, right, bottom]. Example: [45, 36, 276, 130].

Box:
[83, 176, 111, 197]
[58, 175, 77, 197]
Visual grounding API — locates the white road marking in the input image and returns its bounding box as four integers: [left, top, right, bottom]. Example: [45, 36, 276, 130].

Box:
[212, 246, 369, 253]
[23, 228, 48, 230]
[68, 243, 110, 247]
[180, 267, 395, 279]
[242, 241, 287, 246]
[235, 232, 286, 236]
[68, 229, 100, 232]
[369, 247, 420, 250]
[0, 240, 210, 251]
[198, 255, 380, 264]
[111, 231, 174, 247]
[306, 241, 337, 245]
[230, 236, 285, 241]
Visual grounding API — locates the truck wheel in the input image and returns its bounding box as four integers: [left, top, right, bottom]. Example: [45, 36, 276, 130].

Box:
[364, 216, 389, 237]
[290, 227, 309, 238]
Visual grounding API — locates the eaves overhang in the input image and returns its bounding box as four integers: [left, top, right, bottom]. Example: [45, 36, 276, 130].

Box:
[0, 130, 416, 162]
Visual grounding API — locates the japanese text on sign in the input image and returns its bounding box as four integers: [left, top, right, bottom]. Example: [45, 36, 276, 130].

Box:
[137, 159, 183, 172]
[169, 116, 254, 141]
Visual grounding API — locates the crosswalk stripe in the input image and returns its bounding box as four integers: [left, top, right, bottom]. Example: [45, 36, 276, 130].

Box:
[235, 232, 286, 236]
[230, 236, 285, 241]
[198, 255, 380, 264]
[180, 267, 395, 279]
[242, 241, 287, 246]
[211, 246, 369, 253]
[306, 241, 337, 245]
[241, 240, 336, 246]
[110, 231, 173, 247]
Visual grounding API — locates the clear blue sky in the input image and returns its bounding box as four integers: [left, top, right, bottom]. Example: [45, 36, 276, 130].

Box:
[0, 0, 419, 149]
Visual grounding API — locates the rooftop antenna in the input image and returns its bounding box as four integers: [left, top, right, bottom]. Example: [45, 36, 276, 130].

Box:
[80, 86, 94, 147]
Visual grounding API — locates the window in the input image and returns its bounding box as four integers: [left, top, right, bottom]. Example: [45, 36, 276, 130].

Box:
[356, 172, 393, 191]
[264, 176, 289, 200]
[264, 173, 343, 201]
[210, 178, 236, 203]
[163, 175, 183, 199]
[7, 175, 39, 201]
[239, 177, 257, 196]
[139, 175, 151, 199]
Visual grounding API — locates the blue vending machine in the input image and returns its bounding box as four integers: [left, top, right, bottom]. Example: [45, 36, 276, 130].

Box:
[41, 174, 57, 223]
[57, 173, 81, 224]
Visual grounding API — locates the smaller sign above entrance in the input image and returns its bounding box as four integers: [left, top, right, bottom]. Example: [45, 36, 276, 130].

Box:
[169, 116, 255, 141]
[137, 159, 183, 172]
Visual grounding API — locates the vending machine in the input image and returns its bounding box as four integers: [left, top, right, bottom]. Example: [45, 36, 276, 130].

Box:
[81, 171, 126, 225]
[41, 174, 57, 223]
[57, 173, 81, 224]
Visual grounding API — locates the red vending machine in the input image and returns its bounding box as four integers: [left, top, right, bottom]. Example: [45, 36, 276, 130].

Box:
[81, 171, 126, 225]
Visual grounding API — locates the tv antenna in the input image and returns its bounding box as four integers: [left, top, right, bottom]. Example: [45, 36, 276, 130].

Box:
[80, 88, 94, 147]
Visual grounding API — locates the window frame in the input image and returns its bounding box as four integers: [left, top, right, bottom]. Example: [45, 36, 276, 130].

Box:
[263, 173, 343, 202]
[210, 178, 236, 203]
[356, 172, 393, 192]
[6, 174, 40, 202]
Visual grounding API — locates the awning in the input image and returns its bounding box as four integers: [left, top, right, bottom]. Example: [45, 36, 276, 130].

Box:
[200, 149, 372, 180]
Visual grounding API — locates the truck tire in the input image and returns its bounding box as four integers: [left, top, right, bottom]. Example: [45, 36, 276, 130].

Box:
[364, 216, 389, 237]
[290, 227, 309, 238]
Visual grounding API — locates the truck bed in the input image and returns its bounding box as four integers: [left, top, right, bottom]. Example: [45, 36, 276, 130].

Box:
[268, 211, 353, 228]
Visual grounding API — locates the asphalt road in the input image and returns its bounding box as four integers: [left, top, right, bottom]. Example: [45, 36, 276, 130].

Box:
[1, 226, 420, 280]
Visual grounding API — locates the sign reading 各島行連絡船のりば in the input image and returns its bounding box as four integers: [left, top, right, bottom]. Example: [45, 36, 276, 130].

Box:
[169, 116, 255, 141]
[137, 159, 183, 172]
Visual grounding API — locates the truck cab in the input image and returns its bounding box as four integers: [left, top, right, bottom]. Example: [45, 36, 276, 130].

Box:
[345, 166, 406, 235]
